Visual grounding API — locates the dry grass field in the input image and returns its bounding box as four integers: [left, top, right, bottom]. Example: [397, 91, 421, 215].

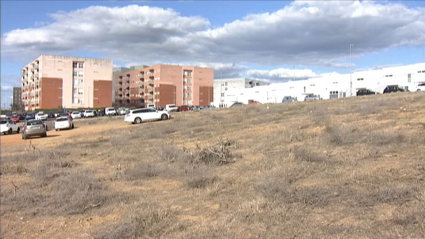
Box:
[1, 92, 425, 239]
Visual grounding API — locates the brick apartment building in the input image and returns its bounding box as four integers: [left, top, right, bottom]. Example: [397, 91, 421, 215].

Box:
[12, 87, 23, 110]
[114, 64, 214, 108]
[21, 55, 113, 111]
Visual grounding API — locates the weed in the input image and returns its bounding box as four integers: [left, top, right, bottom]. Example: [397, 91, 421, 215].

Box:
[187, 176, 219, 189]
[292, 146, 327, 163]
[93, 204, 181, 239]
[124, 164, 160, 180]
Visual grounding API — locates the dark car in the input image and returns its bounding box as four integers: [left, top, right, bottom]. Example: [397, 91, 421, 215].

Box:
[356, 89, 376, 96]
[25, 114, 36, 120]
[282, 96, 297, 103]
[230, 102, 246, 107]
[383, 85, 405, 94]
[178, 105, 192, 112]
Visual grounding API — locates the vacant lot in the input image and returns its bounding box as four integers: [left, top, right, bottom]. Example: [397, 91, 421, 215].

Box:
[1, 92, 425, 239]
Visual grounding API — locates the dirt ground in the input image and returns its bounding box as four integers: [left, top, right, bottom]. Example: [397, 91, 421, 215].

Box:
[1, 93, 425, 239]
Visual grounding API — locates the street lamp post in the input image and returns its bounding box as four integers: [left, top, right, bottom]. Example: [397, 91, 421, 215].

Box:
[350, 44, 354, 96]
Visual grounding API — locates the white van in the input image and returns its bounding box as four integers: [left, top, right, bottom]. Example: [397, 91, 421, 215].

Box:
[146, 104, 156, 109]
[105, 107, 117, 116]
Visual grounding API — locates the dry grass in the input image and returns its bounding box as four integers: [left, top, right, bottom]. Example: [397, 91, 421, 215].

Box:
[1, 91, 425, 238]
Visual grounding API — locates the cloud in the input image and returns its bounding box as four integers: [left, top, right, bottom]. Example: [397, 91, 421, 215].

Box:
[247, 68, 320, 81]
[2, 2, 425, 67]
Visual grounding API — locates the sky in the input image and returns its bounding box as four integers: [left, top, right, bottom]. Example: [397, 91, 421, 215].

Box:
[1, 0, 425, 108]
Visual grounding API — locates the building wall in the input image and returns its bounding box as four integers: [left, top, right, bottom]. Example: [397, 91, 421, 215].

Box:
[216, 63, 425, 107]
[213, 78, 270, 107]
[39, 77, 62, 109]
[93, 80, 113, 108]
[22, 55, 113, 110]
[198, 86, 214, 106]
[13, 87, 22, 109]
[158, 84, 176, 107]
[114, 64, 214, 108]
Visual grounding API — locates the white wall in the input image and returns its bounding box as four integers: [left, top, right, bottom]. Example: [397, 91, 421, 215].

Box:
[215, 63, 425, 107]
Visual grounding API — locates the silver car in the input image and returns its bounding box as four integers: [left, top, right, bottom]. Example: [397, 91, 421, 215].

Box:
[22, 119, 47, 139]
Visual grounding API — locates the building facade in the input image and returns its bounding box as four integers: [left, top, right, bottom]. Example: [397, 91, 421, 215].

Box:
[214, 63, 425, 106]
[21, 55, 113, 111]
[114, 64, 214, 108]
[12, 87, 23, 110]
[213, 78, 270, 107]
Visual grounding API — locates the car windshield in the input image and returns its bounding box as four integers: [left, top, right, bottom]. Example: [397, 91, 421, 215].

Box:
[0, 120, 7, 124]
[27, 120, 43, 126]
[56, 118, 68, 122]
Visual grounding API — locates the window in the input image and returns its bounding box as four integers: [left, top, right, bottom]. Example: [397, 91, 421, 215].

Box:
[225, 82, 228, 86]
[73, 71, 77, 76]
[357, 78, 364, 81]
[221, 93, 224, 97]
[78, 71, 84, 77]
[74, 79, 84, 85]
[408, 74, 411, 83]
[385, 75, 393, 77]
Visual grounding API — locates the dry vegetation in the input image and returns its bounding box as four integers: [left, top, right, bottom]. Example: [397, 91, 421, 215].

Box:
[1, 92, 425, 239]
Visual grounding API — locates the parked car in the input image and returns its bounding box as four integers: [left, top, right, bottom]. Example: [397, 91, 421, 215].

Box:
[282, 96, 298, 103]
[1, 119, 20, 135]
[416, 83, 425, 91]
[9, 114, 22, 123]
[71, 111, 82, 119]
[35, 112, 49, 120]
[165, 104, 178, 112]
[356, 89, 376, 96]
[230, 102, 245, 107]
[178, 105, 192, 112]
[304, 95, 321, 101]
[25, 114, 36, 120]
[83, 110, 95, 118]
[117, 108, 129, 115]
[22, 119, 47, 139]
[124, 108, 170, 124]
[146, 104, 156, 109]
[55, 116, 74, 131]
[105, 107, 117, 116]
[383, 85, 405, 94]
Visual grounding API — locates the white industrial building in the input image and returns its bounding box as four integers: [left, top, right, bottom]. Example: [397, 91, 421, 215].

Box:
[213, 63, 425, 107]
[213, 78, 270, 107]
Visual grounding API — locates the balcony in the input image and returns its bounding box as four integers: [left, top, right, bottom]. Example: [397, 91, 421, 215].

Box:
[117, 78, 122, 82]
[124, 77, 130, 81]
[137, 74, 144, 78]
[147, 80, 154, 85]
[147, 87, 153, 92]
[138, 89, 144, 93]
[147, 72, 154, 77]
[147, 95, 153, 100]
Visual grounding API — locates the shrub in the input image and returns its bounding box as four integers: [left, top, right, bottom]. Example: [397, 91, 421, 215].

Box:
[124, 164, 160, 180]
[292, 146, 326, 163]
[93, 204, 180, 239]
[187, 176, 219, 189]
[192, 139, 236, 165]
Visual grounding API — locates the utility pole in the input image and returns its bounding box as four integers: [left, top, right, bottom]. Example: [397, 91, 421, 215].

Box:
[350, 44, 354, 97]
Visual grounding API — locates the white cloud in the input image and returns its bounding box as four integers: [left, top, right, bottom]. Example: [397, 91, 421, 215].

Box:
[247, 68, 319, 81]
[1, 2, 425, 67]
